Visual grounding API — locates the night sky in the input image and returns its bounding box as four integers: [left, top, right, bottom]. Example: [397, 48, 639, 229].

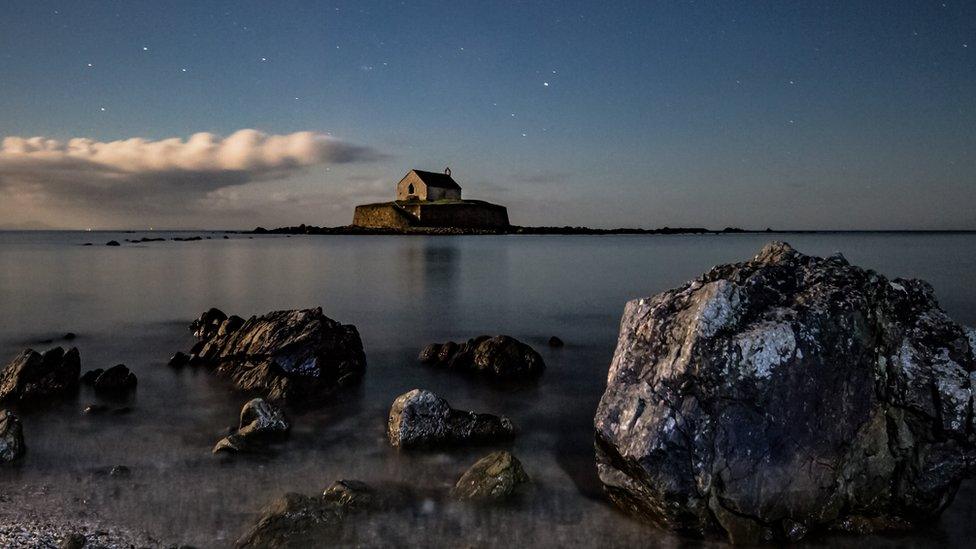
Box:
[0, 1, 973, 230]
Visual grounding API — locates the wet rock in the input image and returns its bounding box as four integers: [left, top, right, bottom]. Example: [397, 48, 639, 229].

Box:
[188, 307, 366, 405]
[387, 389, 515, 449]
[322, 479, 375, 509]
[418, 335, 544, 379]
[548, 336, 564, 347]
[0, 410, 25, 463]
[190, 307, 227, 340]
[236, 484, 357, 548]
[594, 242, 976, 543]
[452, 451, 529, 501]
[92, 365, 137, 394]
[168, 352, 190, 368]
[105, 240, 120, 246]
[214, 398, 290, 454]
[0, 347, 81, 404]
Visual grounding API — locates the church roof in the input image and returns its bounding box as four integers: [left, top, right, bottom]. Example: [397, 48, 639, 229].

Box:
[410, 169, 461, 190]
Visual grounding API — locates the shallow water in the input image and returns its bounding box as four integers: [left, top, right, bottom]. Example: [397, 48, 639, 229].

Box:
[0, 231, 975, 548]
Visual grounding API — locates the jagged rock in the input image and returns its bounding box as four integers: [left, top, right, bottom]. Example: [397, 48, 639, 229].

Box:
[191, 307, 227, 340]
[418, 335, 544, 379]
[92, 364, 137, 394]
[387, 389, 515, 448]
[0, 347, 80, 404]
[236, 480, 375, 548]
[0, 410, 25, 463]
[594, 242, 976, 543]
[451, 451, 529, 501]
[548, 336, 564, 347]
[187, 307, 366, 405]
[214, 398, 290, 454]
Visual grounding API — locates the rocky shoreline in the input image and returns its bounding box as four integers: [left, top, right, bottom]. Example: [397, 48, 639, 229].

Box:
[2, 241, 975, 545]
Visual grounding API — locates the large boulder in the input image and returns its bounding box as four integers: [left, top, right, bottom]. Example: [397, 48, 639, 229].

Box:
[387, 389, 516, 448]
[452, 450, 529, 501]
[418, 335, 544, 379]
[0, 409, 25, 463]
[594, 242, 976, 543]
[214, 398, 290, 454]
[0, 347, 80, 404]
[187, 307, 366, 405]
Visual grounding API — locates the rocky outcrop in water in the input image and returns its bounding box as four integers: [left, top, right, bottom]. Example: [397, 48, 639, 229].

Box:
[387, 389, 516, 448]
[89, 365, 137, 394]
[236, 480, 378, 548]
[452, 451, 529, 501]
[0, 347, 80, 404]
[418, 335, 544, 379]
[0, 410, 25, 463]
[594, 242, 976, 543]
[186, 307, 366, 405]
[214, 398, 290, 454]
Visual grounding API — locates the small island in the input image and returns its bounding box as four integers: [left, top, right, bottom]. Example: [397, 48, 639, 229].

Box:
[352, 168, 510, 230]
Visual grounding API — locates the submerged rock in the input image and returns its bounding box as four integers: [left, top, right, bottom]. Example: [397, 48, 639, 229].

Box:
[187, 307, 366, 405]
[236, 480, 376, 548]
[0, 347, 80, 404]
[387, 389, 515, 449]
[452, 451, 529, 501]
[92, 364, 137, 394]
[418, 335, 544, 379]
[594, 242, 976, 543]
[105, 240, 120, 246]
[548, 336, 564, 347]
[168, 352, 190, 368]
[0, 410, 25, 463]
[214, 398, 290, 454]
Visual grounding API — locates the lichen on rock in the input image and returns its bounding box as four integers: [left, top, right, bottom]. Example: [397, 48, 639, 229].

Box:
[594, 242, 976, 543]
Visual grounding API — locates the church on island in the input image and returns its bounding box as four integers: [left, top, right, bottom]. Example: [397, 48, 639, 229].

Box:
[352, 168, 510, 230]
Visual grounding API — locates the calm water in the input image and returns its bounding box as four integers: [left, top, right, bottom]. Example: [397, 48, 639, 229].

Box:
[1, 231, 975, 548]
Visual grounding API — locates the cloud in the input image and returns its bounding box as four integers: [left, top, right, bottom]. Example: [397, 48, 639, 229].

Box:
[0, 129, 384, 225]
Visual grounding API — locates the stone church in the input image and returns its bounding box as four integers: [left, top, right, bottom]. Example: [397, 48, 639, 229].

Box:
[352, 168, 509, 230]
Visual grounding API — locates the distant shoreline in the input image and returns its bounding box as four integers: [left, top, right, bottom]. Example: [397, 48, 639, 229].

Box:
[249, 225, 976, 236]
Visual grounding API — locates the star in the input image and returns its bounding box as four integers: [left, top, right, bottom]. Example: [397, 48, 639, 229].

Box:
[86, 63, 93, 68]
[260, 57, 268, 62]
[543, 82, 549, 87]
[142, 46, 149, 51]
[99, 107, 106, 112]
[180, 67, 188, 72]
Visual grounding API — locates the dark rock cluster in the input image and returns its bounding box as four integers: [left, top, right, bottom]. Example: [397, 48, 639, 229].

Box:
[184, 307, 367, 405]
[419, 335, 544, 379]
[81, 364, 137, 394]
[0, 347, 80, 404]
[594, 242, 976, 543]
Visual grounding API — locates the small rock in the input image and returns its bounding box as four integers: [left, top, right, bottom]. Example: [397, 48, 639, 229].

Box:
[168, 352, 190, 368]
[93, 364, 137, 394]
[109, 464, 130, 477]
[547, 336, 564, 347]
[105, 240, 120, 246]
[63, 332, 77, 341]
[452, 451, 529, 501]
[213, 398, 290, 454]
[419, 336, 544, 378]
[387, 389, 516, 449]
[190, 307, 227, 340]
[323, 479, 375, 509]
[0, 409, 25, 463]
